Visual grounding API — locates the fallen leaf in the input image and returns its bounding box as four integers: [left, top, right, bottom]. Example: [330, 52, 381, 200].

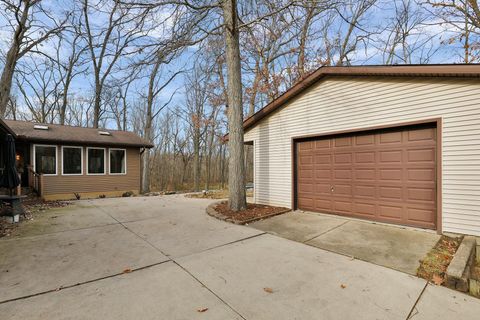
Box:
[197, 307, 208, 313]
[340, 284, 347, 289]
[431, 274, 444, 285]
[263, 287, 273, 293]
[123, 268, 132, 274]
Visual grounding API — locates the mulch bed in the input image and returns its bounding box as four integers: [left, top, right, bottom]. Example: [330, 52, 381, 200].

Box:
[211, 201, 290, 224]
[0, 198, 70, 238]
[417, 235, 463, 285]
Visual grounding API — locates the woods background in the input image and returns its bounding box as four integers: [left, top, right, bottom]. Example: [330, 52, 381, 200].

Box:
[0, 0, 478, 193]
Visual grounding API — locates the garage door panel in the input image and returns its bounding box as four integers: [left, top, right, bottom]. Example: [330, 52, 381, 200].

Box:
[355, 151, 375, 163]
[379, 186, 403, 200]
[407, 187, 435, 202]
[379, 131, 403, 144]
[379, 169, 403, 181]
[408, 168, 435, 181]
[378, 205, 403, 220]
[334, 153, 352, 164]
[299, 155, 314, 165]
[315, 199, 332, 211]
[408, 128, 435, 142]
[335, 184, 352, 196]
[315, 154, 331, 164]
[333, 200, 353, 213]
[354, 202, 376, 216]
[355, 134, 375, 146]
[334, 137, 352, 147]
[379, 150, 403, 163]
[407, 148, 435, 162]
[296, 124, 437, 229]
[355, 169, 376, 180]
[298, 169, 314, 179]
[315, 183, 331, 194]
[355, 185, 376, 198]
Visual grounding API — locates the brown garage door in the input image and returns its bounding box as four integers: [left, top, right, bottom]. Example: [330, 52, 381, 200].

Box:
[295, 124, 437, 229]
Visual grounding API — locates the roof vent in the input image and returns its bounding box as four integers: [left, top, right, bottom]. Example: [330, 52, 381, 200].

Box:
[34, 125, 49, 130]
[99, 131, 111, 136]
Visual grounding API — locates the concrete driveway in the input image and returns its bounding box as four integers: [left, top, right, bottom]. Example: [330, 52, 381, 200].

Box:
[0, 195, 479, 319]
[250, 211, 441, 275]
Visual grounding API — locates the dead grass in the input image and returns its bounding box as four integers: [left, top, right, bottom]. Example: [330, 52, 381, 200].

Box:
[186, 189, 253, 199]
[417, 235, 463, 285]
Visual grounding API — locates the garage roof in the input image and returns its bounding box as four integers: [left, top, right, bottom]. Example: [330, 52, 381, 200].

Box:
[244, 64, 480, 132]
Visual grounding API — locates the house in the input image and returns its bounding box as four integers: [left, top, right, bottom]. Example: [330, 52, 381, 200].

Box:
[243, 64, 480, 236]
[0, 119, 153, 200]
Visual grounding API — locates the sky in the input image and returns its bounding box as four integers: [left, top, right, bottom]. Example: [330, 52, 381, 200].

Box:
[0, 0, 476, 130]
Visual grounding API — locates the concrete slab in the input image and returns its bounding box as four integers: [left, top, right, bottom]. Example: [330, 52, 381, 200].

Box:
[306, 220, 440, 275]
[409, 284, 480, 319]
[0, 224, 168, 302]
[0, 262, 242, 320]
[124, 210, 263, 258]
[250, 211, 346, 242]
[90, 195, 214, 223]
[13, 204, 117, 237]
[177, 234, 426, 320]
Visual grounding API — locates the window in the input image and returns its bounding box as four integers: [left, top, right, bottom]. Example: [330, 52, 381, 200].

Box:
[34, 145, 57, 175]
[62, 146, 83, 175]
[110, 149, 126, 174]
[87, 148, 105, 175]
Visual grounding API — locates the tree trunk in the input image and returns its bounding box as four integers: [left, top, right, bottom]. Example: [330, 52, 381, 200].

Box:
[222, 0, 247, 211]
[93, 80, 101, 128]
[0, 2, 30, 118]
[141, 148, 150, 193]
[193, 128, 201, 191]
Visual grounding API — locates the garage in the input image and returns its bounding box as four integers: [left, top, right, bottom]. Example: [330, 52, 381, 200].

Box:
[295, 123, 437, 229]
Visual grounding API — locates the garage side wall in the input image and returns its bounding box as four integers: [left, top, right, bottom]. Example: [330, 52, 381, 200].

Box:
[244, 76, 480, 236]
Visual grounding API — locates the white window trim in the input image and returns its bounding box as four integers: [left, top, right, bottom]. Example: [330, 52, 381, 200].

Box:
[109, 148, 127, 175]
[61, 146, 83, 176]
[33, 144, 58, 176]
[86, 147, 106, 176]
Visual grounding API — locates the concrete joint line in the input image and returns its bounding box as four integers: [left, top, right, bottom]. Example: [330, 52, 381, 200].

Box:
[405, 281, 429, 320]
[175, 232, 268, 260]
[0, 260, 171, 305]
[173, 261, 248, 320]
[0, 222, 120, 242]
[303, 220, 350, 243]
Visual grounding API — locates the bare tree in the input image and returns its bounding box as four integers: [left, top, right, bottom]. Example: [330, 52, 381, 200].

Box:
[0, 0, 68, 118]
[82, 0, 149, 127]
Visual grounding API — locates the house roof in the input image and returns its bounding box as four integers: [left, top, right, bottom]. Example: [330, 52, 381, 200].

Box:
[1, 120, 154, 148]
[243, 64, 480, 132]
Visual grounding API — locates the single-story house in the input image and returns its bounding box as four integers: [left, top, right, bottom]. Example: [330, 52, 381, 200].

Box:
[0, 119, 153, 200]
[243, 64, 480, 236]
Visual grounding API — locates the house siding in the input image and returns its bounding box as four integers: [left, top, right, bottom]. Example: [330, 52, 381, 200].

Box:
[244, 76, 480, 236]
[37, 146, 140, 198]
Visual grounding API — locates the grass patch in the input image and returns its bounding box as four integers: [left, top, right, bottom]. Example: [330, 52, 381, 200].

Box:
[186, 189, 253, 199]
[417, 235, 463, 285]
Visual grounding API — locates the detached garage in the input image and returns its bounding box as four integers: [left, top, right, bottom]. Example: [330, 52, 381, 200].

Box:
[243, 65, 480, 236]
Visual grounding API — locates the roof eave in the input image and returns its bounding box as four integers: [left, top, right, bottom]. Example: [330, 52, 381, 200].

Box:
[243, 64, 480, 132]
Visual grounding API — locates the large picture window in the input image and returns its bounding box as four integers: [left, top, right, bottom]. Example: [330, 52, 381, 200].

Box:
[110, 149, 126, 174]
[34, 145, 57, 175]
[87, 148, 105, 175]
[62, 146, 83, 175]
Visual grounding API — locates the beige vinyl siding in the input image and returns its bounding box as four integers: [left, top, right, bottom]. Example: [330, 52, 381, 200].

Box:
[244, 76, 480, 236]
[40, 147, 140, 196]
